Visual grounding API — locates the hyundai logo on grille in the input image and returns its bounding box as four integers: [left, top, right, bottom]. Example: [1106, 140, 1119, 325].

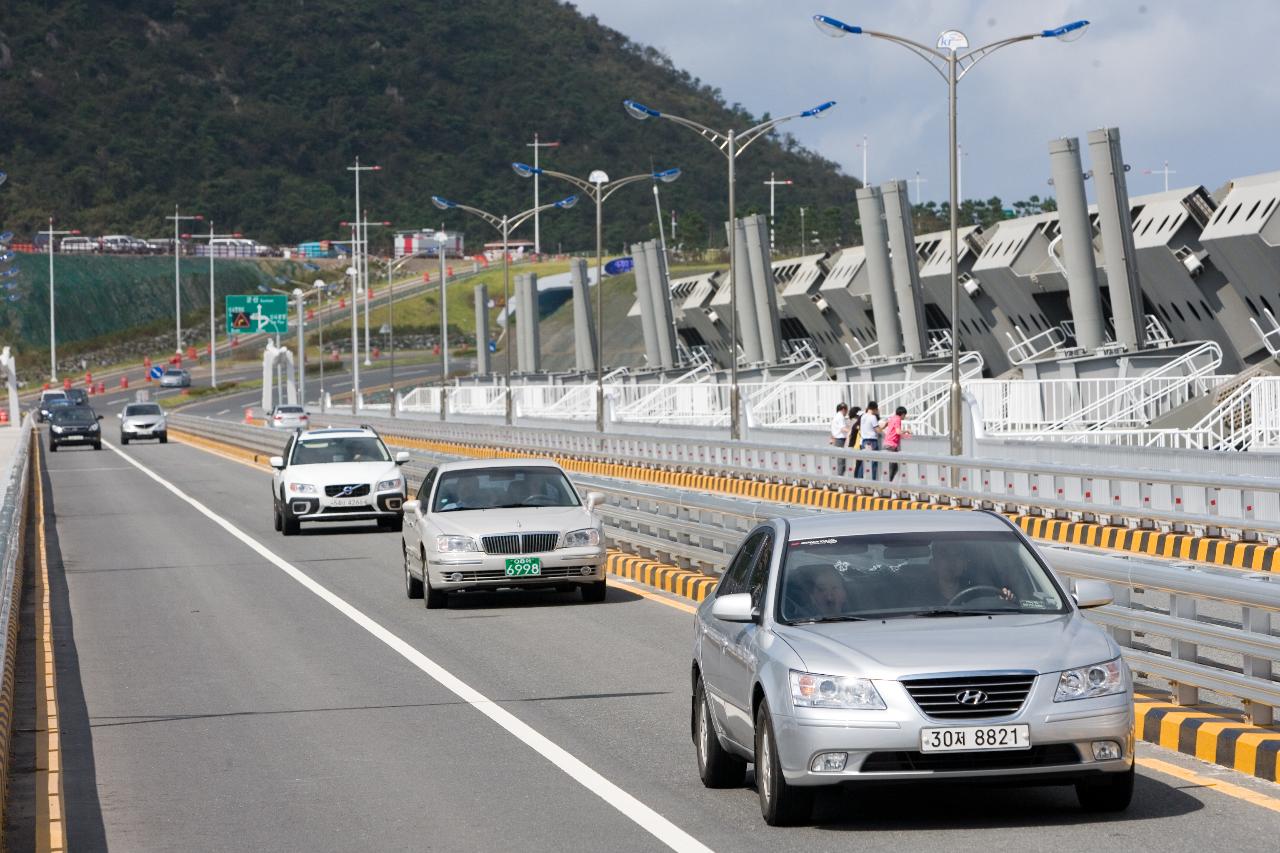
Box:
[955, 689, 989, 706]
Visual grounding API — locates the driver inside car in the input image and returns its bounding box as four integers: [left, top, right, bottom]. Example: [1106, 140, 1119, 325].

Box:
[931, 547, 1016, 604]
[787, 564, 850, 621]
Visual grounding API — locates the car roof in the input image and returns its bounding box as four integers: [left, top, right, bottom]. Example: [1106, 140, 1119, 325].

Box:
[297, 427, 376, 439]
[433, 457, 566, 475]
[782, 510, 1013, 539]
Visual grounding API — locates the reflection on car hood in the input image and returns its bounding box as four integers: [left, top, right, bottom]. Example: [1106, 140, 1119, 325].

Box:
[429, 506, 593, 538]
[772, 613, 1115, 679]
[286, 461, 400, 486]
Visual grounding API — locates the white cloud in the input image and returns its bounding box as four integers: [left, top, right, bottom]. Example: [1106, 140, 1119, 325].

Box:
[573, 1, 1280, 203]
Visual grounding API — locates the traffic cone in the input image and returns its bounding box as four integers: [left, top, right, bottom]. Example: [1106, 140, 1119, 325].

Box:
[97, 381, 105, 394]
[0, 410, 8, 425]
[244, 407, 254, 424]
[42, 382, 49, 391]
[339, 297, 346, 309]
[63, 377, 71, 390]
[85, 371, 93, 386]
[120, 376, 129, 389]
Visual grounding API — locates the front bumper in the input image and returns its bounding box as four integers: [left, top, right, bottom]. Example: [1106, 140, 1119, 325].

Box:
[123, 421, 166, 439]
[428, 546, 606, 591]
[284, 490, 404, 522]
[50, 430, 100, 444]
[770, 680, 1134, 786]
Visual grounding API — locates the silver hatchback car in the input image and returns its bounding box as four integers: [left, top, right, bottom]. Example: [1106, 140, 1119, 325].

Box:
[691, 510, 1133, 825]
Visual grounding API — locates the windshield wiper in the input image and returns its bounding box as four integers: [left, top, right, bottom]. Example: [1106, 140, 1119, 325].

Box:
[900, 608, 1005, 618]
[790, 615, 868, 625]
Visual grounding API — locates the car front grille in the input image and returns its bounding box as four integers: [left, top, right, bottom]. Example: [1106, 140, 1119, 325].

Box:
[860, 744, 1080, 773]
[901, 673, 1036, 720]
[319, 505, 374, 514]
[481, 532, 559, 554]
[436, 566, 586, 582]
[325, 483, 371, 497]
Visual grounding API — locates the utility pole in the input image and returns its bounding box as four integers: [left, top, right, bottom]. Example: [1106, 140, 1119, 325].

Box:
[1143, 160, 1176, 192]
[526, 134, 561, 256]
[762, 172, 793, 253]
[911, 170, 928, 203]
[37, 218, 79, 382]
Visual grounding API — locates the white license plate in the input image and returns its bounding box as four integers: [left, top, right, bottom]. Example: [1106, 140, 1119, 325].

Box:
[920, 724, 1030, 753]
[329, 497, 368, 507]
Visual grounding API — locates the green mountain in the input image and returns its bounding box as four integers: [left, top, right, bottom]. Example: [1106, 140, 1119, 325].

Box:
[0, 0, 860, 253]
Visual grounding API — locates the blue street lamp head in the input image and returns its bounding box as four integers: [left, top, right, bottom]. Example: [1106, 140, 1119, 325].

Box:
[257, 284, 272, 294]
[272, 275, 288, 285]
[512, 162, 543, 178]
[623, 99, 661, 121]
[801, 100, 837, 117]
[554, 194, 579, 210]
[302, 262, 320, 271]
[431, 195, 457, 211]
[653, 167, 681, 183]
[1042, 20, 1089, 40]
[5, 294, 20, 302]
[0, 267, 19, 278]
[0, 231, 12, 245]
[813, 14, 862, 37]
[0, 251, 12, 263]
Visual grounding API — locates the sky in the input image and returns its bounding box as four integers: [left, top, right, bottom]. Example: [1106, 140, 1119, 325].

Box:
[571, 1, 1280, 205]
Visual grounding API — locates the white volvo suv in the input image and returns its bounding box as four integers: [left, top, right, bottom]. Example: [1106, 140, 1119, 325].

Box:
[400, 458, 606, 608]
[270, 426, 409, 535]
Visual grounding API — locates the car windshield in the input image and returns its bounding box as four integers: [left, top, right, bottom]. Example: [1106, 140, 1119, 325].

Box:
[164, 368, 183, 375]
[278, 406, 304, 414]
[52, 408, 97, 425]
[43, 393, 67, 403]
[777, 530, 1067, 623]
[432, 466, 579, 512]
[48, 399, 72, 409]
[125, 404, 162, 416]
[290, 436, 390, 464]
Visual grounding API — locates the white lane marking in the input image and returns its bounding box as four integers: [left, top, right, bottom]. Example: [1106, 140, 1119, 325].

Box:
[216, 409, 230, 416]
[102, 440, 713, 853]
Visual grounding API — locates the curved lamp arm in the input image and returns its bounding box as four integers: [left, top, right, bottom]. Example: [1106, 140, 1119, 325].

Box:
[599, 168, 681, 204]
[507, 195, 579, 234]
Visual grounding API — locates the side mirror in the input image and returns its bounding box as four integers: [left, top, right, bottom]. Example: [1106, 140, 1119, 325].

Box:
[1072, 579, 1114, 609]
[268, 456, 285, 469]
[97, 414, 104, 420]
[585, 491, 605, 511]
[402, 499, 420, 514]
[711, 592, 757, 623]
[395, 451, 411, 464]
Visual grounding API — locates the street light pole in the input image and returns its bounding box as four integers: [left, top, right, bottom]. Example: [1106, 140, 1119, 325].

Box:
[347, 158, 381, 366]
[813, 12, 1089, 455]
[315, 280, 327, 410]
[512, 163, 681, 433]
[431, 193, 579, 425]
[37, 219, 78, 382]
[164, 206, 203, 354]
[437, 230, 450, 380]
[622, 97, 837, 440]
[186, 223, 242, 388]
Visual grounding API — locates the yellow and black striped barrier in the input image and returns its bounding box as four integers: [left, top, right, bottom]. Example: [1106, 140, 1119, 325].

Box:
[1135, 694, 1280, 783]
[605, 550, 718, 602]
[378, 432, 1280, 574]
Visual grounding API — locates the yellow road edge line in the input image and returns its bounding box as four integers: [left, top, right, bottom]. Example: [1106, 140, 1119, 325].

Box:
[33, 440, 66, 853]
[1137, 756, 1280, 814]
[607, 577, 698, 615]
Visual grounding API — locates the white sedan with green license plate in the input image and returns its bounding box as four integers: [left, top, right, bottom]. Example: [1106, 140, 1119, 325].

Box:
[399, 458, 606, 608]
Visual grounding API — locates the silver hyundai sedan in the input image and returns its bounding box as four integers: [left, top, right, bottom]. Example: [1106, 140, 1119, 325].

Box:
[691, 510, 1133, 825]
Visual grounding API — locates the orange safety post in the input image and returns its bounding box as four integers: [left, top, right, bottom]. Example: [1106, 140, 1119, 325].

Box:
[372, 347, 380, 360]
[97, 381, 105, 394]
[63, 377, 71, 390]
[120, 376, 129, 389]
[0, 410, 8, 425]
[244, 407, 254, 424]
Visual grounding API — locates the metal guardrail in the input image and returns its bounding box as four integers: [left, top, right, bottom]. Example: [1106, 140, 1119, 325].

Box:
[285, 411, 1280, 542]
[170, 414, 1280, 724]
[0, 417, 34, 823]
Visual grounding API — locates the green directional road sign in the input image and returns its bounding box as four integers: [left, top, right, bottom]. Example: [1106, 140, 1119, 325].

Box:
[226, 294, 288, 335]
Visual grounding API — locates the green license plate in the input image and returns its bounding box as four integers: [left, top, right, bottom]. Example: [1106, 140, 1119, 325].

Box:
[505, 557, 542, 577]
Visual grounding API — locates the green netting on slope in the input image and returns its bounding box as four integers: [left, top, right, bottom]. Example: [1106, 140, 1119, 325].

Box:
[6, 255, 309, 347]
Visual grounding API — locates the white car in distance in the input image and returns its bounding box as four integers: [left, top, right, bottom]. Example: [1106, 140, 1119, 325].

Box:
[400, 458, 606, 608]
[270, 426, 409, 535]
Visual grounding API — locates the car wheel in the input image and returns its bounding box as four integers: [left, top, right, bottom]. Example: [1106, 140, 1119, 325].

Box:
[423, 554, 447, 610]
[48, 441, 57, 453]
[93, 441, 102, 450]
[159, 432, 168, 444]
[755, 700, 813, 826]
[273, 503, 283, 532]
[694, 678, 746, 788]
[121, 435, 129, 445]
[404, 542, 424, 599]
[1076, 766, 1134, 812]
[579, 580, 607, 603]
[282, 515, 300, 536]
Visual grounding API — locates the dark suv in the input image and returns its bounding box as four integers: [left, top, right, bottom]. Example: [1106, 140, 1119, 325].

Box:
[49, 406, 103, 451]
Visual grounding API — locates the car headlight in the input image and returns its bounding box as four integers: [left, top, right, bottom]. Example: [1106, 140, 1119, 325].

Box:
[50, 425, 63, 433]
[789, 670, 886, 710]
[89, 422, 99, 431]
[560, 528, 601, 548]
[288, 482, 317, 494]
[436, 535, 481, 553]
[376, 476, 403, 492]
[1054, 658, 1127, 702]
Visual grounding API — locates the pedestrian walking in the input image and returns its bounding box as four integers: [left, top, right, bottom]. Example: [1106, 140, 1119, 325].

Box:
[852, 400, 882, 480]
[883, 405, 911, 482]
[829, 402, 851, 475]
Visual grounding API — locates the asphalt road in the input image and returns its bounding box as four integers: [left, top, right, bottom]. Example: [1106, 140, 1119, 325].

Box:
[33, 435, 1280, 851]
